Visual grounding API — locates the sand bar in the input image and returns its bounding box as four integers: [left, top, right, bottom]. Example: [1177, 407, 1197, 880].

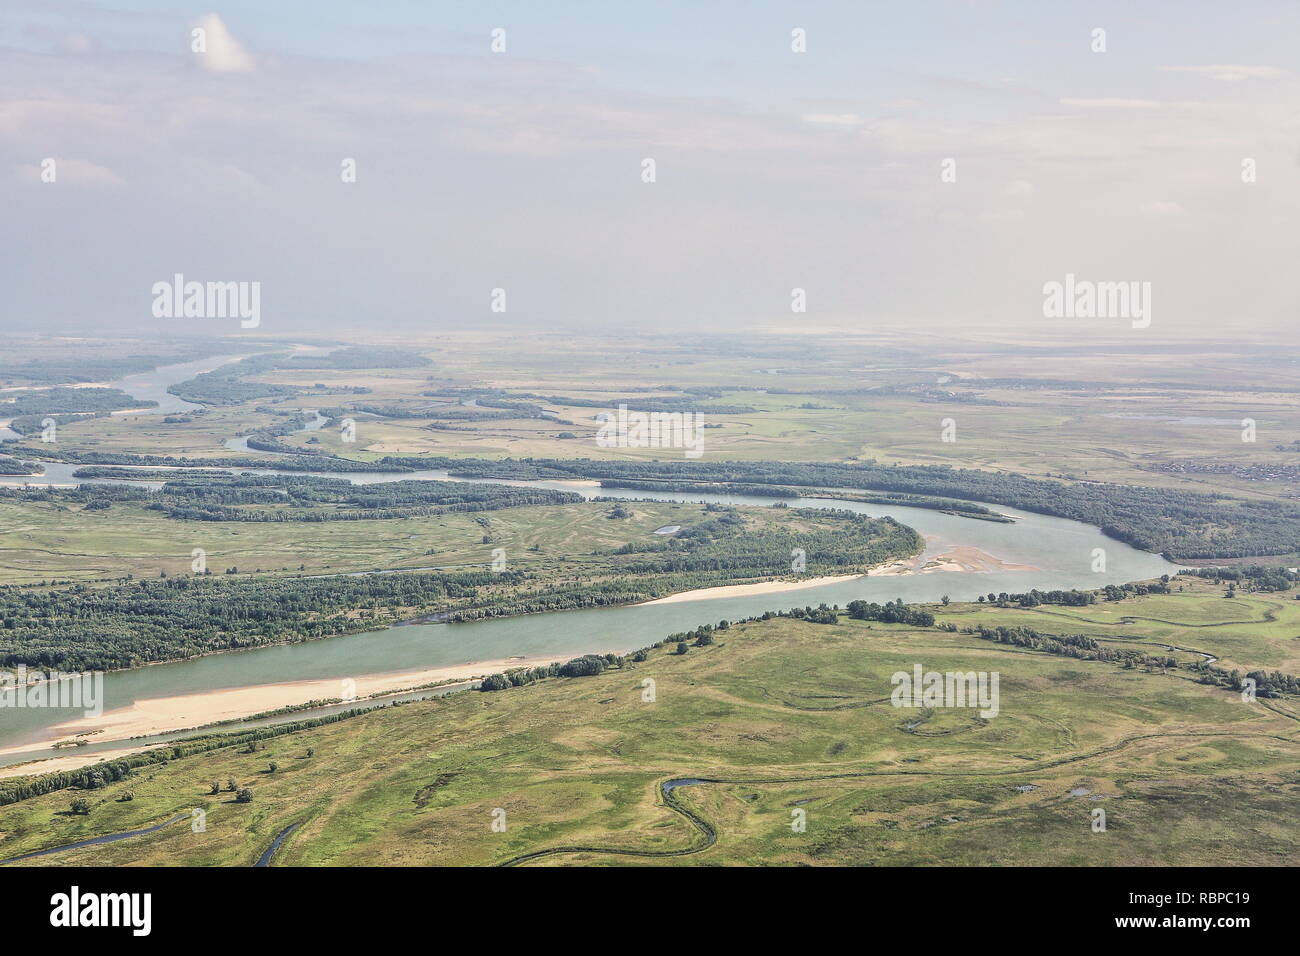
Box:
[640, 574, 867, 605]
[0, 654, 571, 774]
[644, 545, 1038, 604]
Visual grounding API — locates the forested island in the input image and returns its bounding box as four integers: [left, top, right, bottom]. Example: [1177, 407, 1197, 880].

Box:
[374, 456, 1300, 559]
[595, 478, 1012, 521]
[0, 458, 42, 476]
[0, 476, 582, 522]
[0, 345, 238, 387]
[0, 505, 921, 670]
[1, 446, 406, 473]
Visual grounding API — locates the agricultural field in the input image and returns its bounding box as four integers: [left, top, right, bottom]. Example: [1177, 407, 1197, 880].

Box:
[2, 586, 1296, 867]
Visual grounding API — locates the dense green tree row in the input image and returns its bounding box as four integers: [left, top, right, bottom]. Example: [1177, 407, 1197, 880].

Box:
[0, 458, 41, 475]
[1177, 566, 1298, 591]
[4, 445, 410, 472]
[7, 412, 111, 435]
[343, 402, 462, 419]
[285, 346, 430, 369]
[479, 653, 624, 691]
[0, 346, 237, 387]
[500, 392, 758, 414]
[441, 580, 697, 621]
[446, 509, 920, 621]
[846, 598, 936, 626]
[0, 570, 524, 671]
[0, 707, 371, 806]
[607, 508, 920, 577]
[977, 588, 1099, 607]
[967, 624, 1176, 669]
[424, 407, 544, 421]
[139, 475, 582, 521]
[4, 383, 166, 436]
[1192, 663, 1300, 697]
[0, 497, 921, 668]
[598, 478, 801, 497]
[596, 479, 1007, 520]
[70, 466, 232, 480]
[167, 354, 300, 405]
[2, 387, 155, 417]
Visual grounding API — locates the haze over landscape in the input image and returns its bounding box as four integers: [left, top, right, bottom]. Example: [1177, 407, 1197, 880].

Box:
[0, 4, 1297, 916]
[3, 0, 1299, 332]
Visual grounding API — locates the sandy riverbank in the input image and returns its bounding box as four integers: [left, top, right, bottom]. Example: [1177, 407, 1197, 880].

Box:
[876, 546, 1037, 575]
[0, 744, 169, 781]
[641, 545, 1037, 606]
[0, 653, 571, 776]
[640, 573, 867, 605]
[0, 541, 1038, 776]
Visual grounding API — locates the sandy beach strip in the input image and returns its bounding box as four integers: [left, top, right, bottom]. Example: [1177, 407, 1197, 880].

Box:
[640, 573, 867, 605]
[0, 544, 1037, 776]
[644, 545, 1039, 604]
[0, 654, 571, 774]
[0, 745, 170, 781]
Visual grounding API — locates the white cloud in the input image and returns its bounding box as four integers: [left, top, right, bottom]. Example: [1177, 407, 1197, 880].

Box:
[60, 34, 94, 55]
[193, 14, 255, 73]
[13, 157, 124, 187]
[1164, 65, 1287, 82]
[801, 113, 866, 127]
[982, 207, 1026, 221]
[1138, 201, 1186, 216]
[1059, 98, 1164, 110]
[1, 9, 1297, 333]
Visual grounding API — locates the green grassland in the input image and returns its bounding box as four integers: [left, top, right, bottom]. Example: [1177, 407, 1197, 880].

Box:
[3, 587, 1297, 867]
[0, 494, 910, 592]
[942, 580, 1300, 676]
[6, 404, 282, 459]
[0, 497, 721, 583]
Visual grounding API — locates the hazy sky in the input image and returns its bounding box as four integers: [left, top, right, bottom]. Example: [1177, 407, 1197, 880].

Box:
[2, 1, 1297, 336]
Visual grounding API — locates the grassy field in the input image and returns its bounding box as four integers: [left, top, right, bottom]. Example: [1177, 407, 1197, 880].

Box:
[0, 497, 719, 583]
[3, 586, 1296, 867]
[0, 494, 904, 589]
[943, 582, 1300, 676]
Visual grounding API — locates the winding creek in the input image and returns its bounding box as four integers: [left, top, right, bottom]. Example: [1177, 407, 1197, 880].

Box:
[0, 356, 1177, 768]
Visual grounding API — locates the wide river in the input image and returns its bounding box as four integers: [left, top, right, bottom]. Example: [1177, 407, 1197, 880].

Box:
[0, 357, 1176, 765]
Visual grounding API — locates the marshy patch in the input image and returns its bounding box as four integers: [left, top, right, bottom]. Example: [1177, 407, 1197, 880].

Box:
[413, 772, 459, 809]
